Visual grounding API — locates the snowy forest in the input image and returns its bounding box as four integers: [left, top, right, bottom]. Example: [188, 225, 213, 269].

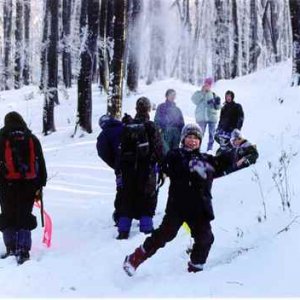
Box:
[1, 1, 300, 297]
[0, 0, 299, 134]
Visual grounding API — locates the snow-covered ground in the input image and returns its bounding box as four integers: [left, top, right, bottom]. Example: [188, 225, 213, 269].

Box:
[0, 60, 300, 297]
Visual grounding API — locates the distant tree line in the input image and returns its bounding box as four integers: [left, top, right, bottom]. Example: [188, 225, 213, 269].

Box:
[0, 0, 299, 136]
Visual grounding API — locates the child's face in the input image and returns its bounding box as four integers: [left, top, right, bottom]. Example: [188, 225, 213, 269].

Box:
[231, 138, 242, 147]
[184, 135, 201, 150]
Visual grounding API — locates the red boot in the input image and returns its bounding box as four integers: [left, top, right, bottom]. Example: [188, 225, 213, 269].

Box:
[123, 246, 147, 276]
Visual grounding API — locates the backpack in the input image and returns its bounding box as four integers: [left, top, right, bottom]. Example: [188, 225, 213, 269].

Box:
[3, 130, 37, 180]
[120, 121, 150, 168]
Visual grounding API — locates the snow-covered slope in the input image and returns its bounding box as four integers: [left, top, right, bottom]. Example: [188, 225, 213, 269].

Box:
[0, 60, 299, 297]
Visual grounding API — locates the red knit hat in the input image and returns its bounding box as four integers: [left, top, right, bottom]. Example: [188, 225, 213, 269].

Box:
[204, 77, 213, 86]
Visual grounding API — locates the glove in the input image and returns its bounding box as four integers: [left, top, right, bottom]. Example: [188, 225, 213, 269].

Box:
[214, 96, 221, 106]
[116, 174, 123, 188]
[207, 99, 214, 106]
[189, 158, 215, 179]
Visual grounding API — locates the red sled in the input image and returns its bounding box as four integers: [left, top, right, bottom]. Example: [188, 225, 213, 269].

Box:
[34, 202, 52, 248]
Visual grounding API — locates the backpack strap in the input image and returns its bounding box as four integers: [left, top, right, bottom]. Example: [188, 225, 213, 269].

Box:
[4, 135, 36, 180]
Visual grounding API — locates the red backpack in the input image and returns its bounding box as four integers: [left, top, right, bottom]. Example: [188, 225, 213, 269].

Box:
[4, 130, 37, 180]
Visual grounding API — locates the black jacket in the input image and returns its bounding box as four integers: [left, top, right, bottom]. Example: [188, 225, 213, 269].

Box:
[217, 101, 244, 132]
[162, 143, 258, 221]
[162, 148, 230, 221]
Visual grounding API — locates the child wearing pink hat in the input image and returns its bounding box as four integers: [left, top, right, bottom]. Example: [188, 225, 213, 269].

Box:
[191, 77, 221, 153]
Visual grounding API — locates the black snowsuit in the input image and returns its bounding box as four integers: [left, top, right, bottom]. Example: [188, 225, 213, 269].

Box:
[118, 113, 164, 220]
[142, 146, 252, 265]
[0, 125, 47, 252]
[217, 101, 244, 133]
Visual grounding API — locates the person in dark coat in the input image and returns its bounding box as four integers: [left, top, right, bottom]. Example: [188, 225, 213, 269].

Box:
[0, 111, 47, 264]
[215, 90, 244, 152]
[96, 114, 124, 224]
[117, 97, 164, 240]
[123, 123, 258, 276]
[216, 90, 244, 134]
[154, 89, 184, 154]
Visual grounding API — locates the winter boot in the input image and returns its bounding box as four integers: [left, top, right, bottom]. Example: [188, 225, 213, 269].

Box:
[123, 246, 147, 276]
[187, 261, 204, 273]
[117, 217, 132, 240]
[1, 247, 16, 259]
[16, 249, 30, 265]
[139, 216, 153, 234]
[116, 231, 129, 240]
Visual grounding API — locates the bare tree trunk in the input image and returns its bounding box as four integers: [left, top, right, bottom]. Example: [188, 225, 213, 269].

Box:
[14, 0, 24, 89]
[126, 0, 142, 92]
[269, 0, 280, 63]
[262, 0, 273, 65]
[3, 0, 13, 90]
[231, 0, 239, 78]
[240, 1, 249, 75]
[106, 0, 115, 67]
[43, 0, 59, 135]
[40, 0, 49, 91]
[214, 0, 230, 80]
[290, 0, 300, 86]
[23, 0, 31, 86]
[48, 0, 59, 105]
[98, 0, 109, 93]
[249, 0, 260, 73]
[191, 0, 200, 83]
[76, 0, 99, 133]
[62, 0, 72, 88]
[107, 0, 127, 118]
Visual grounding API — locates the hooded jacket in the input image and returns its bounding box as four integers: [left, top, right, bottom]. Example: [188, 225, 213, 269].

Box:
[96, 117, 124, 170]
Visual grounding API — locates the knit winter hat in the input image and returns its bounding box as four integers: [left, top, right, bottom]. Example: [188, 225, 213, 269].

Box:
[136, 97, 151, 114]
[204, 77, 213, 86]
[230, 129, 243, 141]
[180, 123, 203, 143]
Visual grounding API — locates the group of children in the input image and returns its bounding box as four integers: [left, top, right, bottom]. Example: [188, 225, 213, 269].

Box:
[0, 82, 257, 272]
[97, 84, 258, 276]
